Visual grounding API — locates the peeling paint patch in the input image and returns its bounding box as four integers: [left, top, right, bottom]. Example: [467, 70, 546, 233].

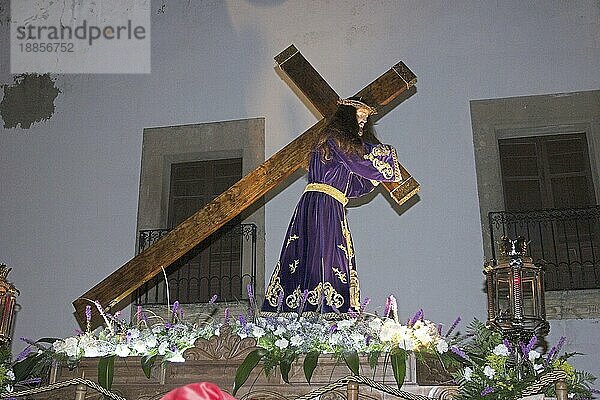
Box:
[0, 74, 60, 129]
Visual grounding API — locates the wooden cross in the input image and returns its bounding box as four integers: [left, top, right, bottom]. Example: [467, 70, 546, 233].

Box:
[73, 45, 419, 329]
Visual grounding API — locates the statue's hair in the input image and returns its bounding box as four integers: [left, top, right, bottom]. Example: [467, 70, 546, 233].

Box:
[314, 99, 375, 161]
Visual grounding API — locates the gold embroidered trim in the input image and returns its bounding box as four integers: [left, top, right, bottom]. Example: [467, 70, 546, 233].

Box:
[265, 262, 284, 307]
[349, 269, 360, 311]
[332, 267, 347, 283]
[305, 183, 348, 206]
[286, 286, 301, 309]
[364, 144, 402, 181]
[289, 259, 299, 274]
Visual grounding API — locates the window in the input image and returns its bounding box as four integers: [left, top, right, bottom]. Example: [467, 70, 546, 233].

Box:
[499, 133, 596, 211]
[166, 159, 244, 302]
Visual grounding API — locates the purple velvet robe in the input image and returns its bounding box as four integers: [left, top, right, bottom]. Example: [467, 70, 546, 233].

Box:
[262, 140, 403, 317]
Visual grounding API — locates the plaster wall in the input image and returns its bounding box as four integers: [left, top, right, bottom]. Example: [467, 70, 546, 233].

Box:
[0, 0, 598, 381]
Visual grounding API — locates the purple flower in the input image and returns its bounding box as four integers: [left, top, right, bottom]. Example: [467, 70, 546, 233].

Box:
[501, 338, 513, 355]
[85, 305, 92, 322]
[239, 314, 247, 327]
[409, 309, 423, 326]
[224, 307, 230, 324]
[521, 335, 536, 357]
[20, 377, 42, 385]
[445, 316, 461, 337]
[331, 303, 341, 315]
[172, 301, 179, 316]
[136, 305, 143, 322]
[164, 322, 173, 329]
[481, 386, 494, 396]
[546, 336, 566, 364]
[19, 337, 35, 345]
[15, 346, 33, 362]
[384, 296, 392, 318]
[348, 309, 358, 319]
[247, 284, 255, 304]
[209, 294, 218, 304]
[276, 291, 284, 313]
[360, 297, 371, 313]
[329, 324, 338, 333]
[437, 323, 443, 335]
[297, 289, 309, 314]
[450, 345, 467, 359]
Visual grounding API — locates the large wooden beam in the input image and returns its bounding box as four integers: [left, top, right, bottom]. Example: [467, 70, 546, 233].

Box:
[74, 49, 418, 329]
[275, 45, 420, 205]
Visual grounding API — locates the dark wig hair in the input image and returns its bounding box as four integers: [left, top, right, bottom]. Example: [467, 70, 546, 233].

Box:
[314, 101, 375, 161]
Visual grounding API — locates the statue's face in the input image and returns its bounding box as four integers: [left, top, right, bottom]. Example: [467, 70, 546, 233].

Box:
[356, 107, 370, 128]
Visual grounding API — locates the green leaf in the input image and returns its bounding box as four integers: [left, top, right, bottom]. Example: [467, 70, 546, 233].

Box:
[12, 353, 44, 382]
[141, 354, 157, 379]
[303, 351, 320, 383]
[35, 337, 59, 344]
[368, 350, 381, 370]
[280, 359, 291, 383]
[343, 350, 360, 376]
[390, 350, 406, 389]
[98, 355, 115, 390]
[233, 348, 267, 395]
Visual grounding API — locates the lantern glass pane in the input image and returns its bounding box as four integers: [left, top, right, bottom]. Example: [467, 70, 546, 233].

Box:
[522, 271, 537, 317]
[496, 276, 511, 318]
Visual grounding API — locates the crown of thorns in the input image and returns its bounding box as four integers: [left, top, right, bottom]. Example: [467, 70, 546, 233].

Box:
[337, 98, 378, 115]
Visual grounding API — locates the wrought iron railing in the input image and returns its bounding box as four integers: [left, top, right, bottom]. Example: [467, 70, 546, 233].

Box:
[489, 206, 600, 291]
[134, 223, 257, 304]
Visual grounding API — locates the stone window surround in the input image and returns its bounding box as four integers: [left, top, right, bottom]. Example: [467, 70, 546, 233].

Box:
[136, 118, 266, 302]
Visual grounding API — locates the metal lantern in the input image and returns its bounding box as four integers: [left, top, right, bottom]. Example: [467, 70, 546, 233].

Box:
[0, 264, 19, 344]
[484, 237, 549, 339]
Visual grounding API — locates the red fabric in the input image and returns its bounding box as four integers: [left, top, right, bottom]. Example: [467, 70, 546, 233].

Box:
[161, 382, 237, 400]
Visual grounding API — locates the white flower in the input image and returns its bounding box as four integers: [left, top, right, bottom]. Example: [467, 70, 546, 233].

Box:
[158, 342, 168, 355]
[6, 370, 15, 381]
[493, 343, 510, 357]
[350, 332, 365, 347]
[397, 338, 415, 351]
[115, 344, 131, 357]
[337, 319, 354, 330]
[84, 345, 101, 358]
[214, 327, 221, 336]
[436, 339, 449, 353]
[56, 337, 80, 357]
[275, 338, 289, 349]
[273, 326, 286, 336]
[5, 384, 13, 393]
[133, 341, 147, 354]
[379, 319, 401, 342]
[368, 318, 383, 332]
[528, 350, 541, 363]
[290, 335, 304, 347]
[483, 365, 496, 379]
[165, 351, 185, 363]
[464, 367, 473, 381]
[252, 326, 266, 338]
[145, 335, 157, 349]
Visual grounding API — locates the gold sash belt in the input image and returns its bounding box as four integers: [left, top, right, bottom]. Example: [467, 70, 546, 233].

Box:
[304, 183, 348, 206]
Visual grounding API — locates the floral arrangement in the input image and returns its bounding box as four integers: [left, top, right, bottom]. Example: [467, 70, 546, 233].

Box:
[448, 319, 597, 400]
[5, 293, 455, 394]
[231, 294, 457, 394]
[5, 290, 597, 399]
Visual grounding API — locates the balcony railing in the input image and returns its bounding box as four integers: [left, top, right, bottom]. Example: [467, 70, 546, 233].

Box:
[134, 223, 257, 305]
[489, 206, 600, 291]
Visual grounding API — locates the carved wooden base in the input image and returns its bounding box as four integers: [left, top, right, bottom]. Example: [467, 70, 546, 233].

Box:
[33, 327, 458, 400]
